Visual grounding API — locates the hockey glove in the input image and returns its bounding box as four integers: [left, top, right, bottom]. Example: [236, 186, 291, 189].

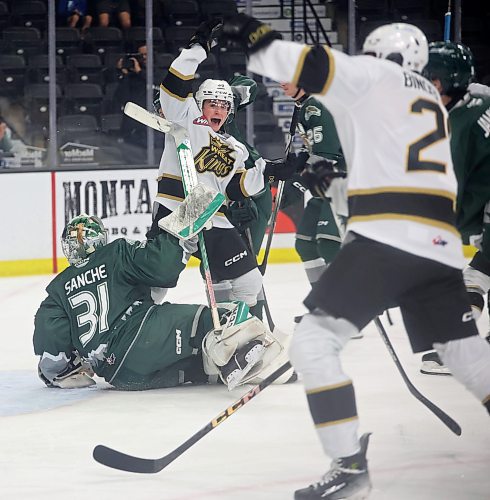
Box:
[222, 13, 282, 55]
[227, 198, 259, 230]
[187, 19, 223, 54]
[301, 155, 347, 199]
[263, 152, 308, 183]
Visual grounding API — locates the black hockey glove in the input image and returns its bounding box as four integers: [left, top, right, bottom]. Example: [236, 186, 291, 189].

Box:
[187, 19, 223, 54]
[301, 155, 347, 199]
[263, 152, 309, 183]
[227, 198, 259, 230]
[221, 13, 282, 55]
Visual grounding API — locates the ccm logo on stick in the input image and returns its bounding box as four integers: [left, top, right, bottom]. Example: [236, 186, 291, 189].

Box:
[224, 251, 248, 267]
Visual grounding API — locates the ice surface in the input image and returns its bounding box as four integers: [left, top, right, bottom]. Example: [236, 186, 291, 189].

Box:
[0, 264, 489, 500]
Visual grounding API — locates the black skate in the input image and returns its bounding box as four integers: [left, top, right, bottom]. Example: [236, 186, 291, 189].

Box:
[420, 351, 451, 376]
[295, 433, 372, 500]
[220, 339, 266, 390]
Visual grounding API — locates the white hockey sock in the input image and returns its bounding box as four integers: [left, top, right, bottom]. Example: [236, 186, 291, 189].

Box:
[435, 336, 490, 404]
[304, 258, 327, 284]
[291, 313, 361, 458]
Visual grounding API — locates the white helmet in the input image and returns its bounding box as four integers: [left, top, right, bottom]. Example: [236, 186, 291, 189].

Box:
[195, 79, 234, 114]
[362, 23, 429, 73]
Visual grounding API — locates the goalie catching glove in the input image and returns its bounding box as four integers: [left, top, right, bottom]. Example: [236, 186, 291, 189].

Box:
[202, 316, 293, 390]
[301, 155, 347, 199]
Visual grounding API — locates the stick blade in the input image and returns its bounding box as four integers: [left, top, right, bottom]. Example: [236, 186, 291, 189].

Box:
[123, 102, 171, 133]
[93, 444, 165, 474]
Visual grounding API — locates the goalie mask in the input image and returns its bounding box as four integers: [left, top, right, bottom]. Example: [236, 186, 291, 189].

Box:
[422, 41, 475, 96]
[61, 214, 108, 265]
[362, 22, 429, 73]
[195, 79, 234, 115]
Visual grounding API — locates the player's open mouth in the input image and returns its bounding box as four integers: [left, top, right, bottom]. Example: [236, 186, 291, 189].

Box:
[210, 118, 221, 125]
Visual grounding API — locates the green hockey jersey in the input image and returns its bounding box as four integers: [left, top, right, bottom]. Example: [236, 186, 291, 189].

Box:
[450, 92, 490, 257]
[33, 232, 189, 384]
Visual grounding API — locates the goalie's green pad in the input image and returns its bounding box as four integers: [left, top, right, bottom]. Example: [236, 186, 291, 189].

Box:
[158, 184, 225, 240]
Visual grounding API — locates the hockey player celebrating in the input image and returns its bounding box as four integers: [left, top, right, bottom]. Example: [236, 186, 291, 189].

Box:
[219, 15, 490, 500]
[279, 83, 346, 285]
[33, 197, 290, 391]
[148, 20, 295, 308]
[419, 41, 490, 375]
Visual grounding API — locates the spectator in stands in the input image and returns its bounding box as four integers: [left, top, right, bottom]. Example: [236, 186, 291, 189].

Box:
[114, 45, 148, 146]
[0, 117, 13, 153]
[96, 0, 132, 30]
[57, 0, 96, 32]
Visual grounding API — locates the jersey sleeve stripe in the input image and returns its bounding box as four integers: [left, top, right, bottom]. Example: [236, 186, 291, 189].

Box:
[160, 71, 194, 101]
[225, 170, 249, 200]
[295, 45, 335, 95]
[168, 66, 194, 81]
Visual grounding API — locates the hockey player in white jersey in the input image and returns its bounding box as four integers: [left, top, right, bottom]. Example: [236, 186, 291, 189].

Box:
[220, 15, 490, 500]
[147, 20, 294, 307]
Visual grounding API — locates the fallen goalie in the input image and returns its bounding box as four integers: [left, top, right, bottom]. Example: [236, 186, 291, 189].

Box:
[33, 188, 293, 391]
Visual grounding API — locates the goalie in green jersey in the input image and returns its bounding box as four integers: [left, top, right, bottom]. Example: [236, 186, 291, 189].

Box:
[420, 41, 490, 375]
[33, 193, 292, 391]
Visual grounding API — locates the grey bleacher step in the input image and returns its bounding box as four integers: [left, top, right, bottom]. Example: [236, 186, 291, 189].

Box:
[236, 0, 325, 7]
[238, 4, 327, 19]
[266, 18, 332, 32]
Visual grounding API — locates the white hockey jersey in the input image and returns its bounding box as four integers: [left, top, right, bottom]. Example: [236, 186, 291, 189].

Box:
[157, 45, 265, 228]
[248, 41, 464, 269]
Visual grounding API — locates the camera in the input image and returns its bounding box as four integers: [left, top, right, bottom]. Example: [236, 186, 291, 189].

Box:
[121, 53, 143, 71]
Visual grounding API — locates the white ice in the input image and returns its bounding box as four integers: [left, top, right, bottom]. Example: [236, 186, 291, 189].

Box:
[1, 263, 489, 500]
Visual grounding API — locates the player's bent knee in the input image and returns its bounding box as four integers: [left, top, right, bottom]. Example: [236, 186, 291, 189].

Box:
[230, 268, 263, 306]
[434, 335, 490, 401]
[290, 312, 358, 372]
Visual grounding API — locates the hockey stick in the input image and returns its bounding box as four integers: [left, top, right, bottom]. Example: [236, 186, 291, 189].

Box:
[244, 226, 275, 331]
[258, 103, 302, 275]
[124, 102, 221, 329]
[93, 361, 292, 473]
[374, 317, 462, 436]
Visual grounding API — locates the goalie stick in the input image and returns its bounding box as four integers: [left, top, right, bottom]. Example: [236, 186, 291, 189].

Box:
[374, 317, 461, 436]
[93, 361, 292, 473]
[124, 102, 222, 329]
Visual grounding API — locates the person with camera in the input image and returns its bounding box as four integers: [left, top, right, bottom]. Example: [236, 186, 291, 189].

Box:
[113, 44, 149, 148]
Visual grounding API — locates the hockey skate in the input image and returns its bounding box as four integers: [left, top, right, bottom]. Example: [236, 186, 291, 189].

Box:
[219, 339, 266, 391]
[420, 351, 451, 376]
[294, 433, 372, 500]
[158, 184, 225, 240]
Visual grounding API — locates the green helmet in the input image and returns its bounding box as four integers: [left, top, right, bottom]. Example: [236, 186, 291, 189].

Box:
[61, 214, 108, 265]
[423, 41, 475, 95]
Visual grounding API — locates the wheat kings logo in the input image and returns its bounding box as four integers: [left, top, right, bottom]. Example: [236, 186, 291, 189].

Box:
[194, 135, 236, 177]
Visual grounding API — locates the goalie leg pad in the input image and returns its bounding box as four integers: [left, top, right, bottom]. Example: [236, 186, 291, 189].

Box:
[158, 184, 224, 240]
[245, 327, 295, 385]
[202, 316, 271, 387]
